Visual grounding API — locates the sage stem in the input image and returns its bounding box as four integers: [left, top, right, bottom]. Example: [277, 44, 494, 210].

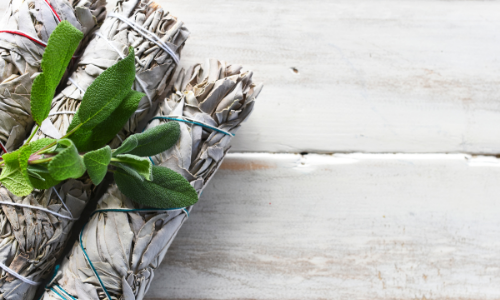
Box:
[25, 125, 40, 144]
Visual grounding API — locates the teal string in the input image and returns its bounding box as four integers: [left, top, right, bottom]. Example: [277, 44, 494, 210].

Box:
[145, 116, 234, 166]
[49, 287, 68, 300]
[56, 285, 77, 300]
[149, 116, 235, 137]
[74, 116, 210, 298]
[91, 208, 189, 217]
[49, 285, 77, 300]
[78, 207, 188, 300]
[78, 217, 111, 300]
[51, 265, 60, 280]
[37, 265, 62, 300]
[46, 117, 216, 299]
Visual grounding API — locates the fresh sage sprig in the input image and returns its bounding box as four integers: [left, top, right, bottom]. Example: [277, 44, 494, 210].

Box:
[30, 21, 84, 129]
[0, 21, 198, 209]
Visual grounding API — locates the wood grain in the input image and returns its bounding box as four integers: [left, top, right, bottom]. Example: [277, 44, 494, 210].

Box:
[161, 0, 500, 154]
[146, 153, 500, 300]
[0, 2, 499, 299]
[3, 1, 500, 153]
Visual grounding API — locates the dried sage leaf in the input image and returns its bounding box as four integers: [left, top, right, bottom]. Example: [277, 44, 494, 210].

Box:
[0, 0, 105, 155]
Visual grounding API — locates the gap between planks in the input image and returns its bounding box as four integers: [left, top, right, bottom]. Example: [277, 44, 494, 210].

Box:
[146, 152, 500, 300]
[5, 1, 500, 154]
[230, 151, 500, 161]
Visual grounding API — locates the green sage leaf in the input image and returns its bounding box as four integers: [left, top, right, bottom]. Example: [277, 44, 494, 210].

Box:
[113, 163, 144, 182]
[68, 47, 136, 149]
[114, 166, 198, 209]
[113, 137, 137, 157]
[48, 139, 86, 181]
[27, 168, 46, 181]
[83, 146, 111, 185]
[27, 164, 61, 190]
[70, 90, 144, 152]
[114, 122, 180, 157]
[25, 138, 61, 189]
[31, 21, 83, 125]
[0, 146, 33, 196]
[30, 138, 56, 154]
[113, 154, 152, 181]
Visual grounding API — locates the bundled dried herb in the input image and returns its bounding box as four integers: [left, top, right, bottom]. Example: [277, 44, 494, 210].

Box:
[0, 1, 188, 299]
[42, 59, 262, 300]
[30, 0, 189, 145]
[0, 0, 106, 153]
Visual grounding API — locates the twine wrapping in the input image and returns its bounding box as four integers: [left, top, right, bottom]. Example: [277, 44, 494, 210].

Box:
[30, 0, 189, 145]
[0, 0, 106, 154]
[42, 59, 262, 300]
[0, 1, 188, 299]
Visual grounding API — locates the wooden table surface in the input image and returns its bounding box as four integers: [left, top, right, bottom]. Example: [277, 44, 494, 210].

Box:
[2, 1, 500, 299]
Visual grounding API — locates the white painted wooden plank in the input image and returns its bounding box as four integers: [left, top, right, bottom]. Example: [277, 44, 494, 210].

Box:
[3, 1, 500, 153]
[145, 153, 500, 299]
[144, 0, 500, 154]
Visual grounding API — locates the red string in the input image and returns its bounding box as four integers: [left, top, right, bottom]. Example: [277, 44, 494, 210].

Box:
[0, 3, 68, 157]
[0, 142, 8, 155]
[0, 31, 77, 59]
[0, 0, 62, 48]
[0, 30, 47, 47]
[44, 0, 62, 22]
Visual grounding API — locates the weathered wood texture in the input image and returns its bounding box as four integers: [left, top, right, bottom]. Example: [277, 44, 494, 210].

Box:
[1, 2, 499, 300]
[156, 0, 500, 154]
[147, 153, 500, 300]
[3, 1, 499, 153]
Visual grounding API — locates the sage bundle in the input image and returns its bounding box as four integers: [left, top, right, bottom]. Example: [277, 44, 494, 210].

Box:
[42, 59, 262, 300]
[30, 0, 189, 145]
[0, 0, 106, 152]
[0, 1, 188, 299]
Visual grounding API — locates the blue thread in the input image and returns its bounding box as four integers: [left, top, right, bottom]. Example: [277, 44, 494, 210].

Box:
[49, 285, 78, 300]
[49, 117, 213, 298]
[49, 265, 60, 282]
[79, 219, 112, 300]
[92, 208, 189, 218]
[37, 266, 63, 300]
[56, 285, 77, 300]
[144, 116, 234, 165]
[149, 116, 235, 137]
[77, 207, 188, 300]
[49, 287, 67, 300]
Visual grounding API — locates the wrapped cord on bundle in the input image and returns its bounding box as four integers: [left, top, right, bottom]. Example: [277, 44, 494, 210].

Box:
[0, 1, 188, 300]
[0, 0, 105, 153]
[42, 59, 262, 300]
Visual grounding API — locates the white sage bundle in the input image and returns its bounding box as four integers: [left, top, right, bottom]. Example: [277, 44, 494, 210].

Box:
[0, 1, 188, 299]
[0, 179, 92, 300]
[42, 59, 262, 300]
[30, 0, 189, 145]
[0, 0, 106, 152]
